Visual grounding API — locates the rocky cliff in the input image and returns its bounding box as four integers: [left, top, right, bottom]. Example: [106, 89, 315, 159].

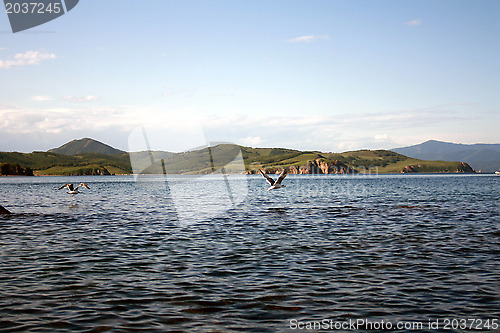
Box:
[0, 163, 34, 176]
[400, 162, 475, 173]
[65, 167, 111, 176]
[256, 158, 357, 175]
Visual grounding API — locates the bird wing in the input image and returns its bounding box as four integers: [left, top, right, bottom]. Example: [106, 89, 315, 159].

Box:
[259, 169, 275, 186]
[79, 183, 90, 189]
[58, 183, 72, 191]
[276, 168, 287, 184]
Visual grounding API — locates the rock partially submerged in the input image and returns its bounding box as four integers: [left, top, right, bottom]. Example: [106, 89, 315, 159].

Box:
[0, 205, 11, 214]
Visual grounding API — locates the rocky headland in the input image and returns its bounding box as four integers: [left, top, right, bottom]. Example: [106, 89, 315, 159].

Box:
[1, 138, 480, 175]
[400, 162, 475, 173]
[0, 163, 34, 176]
[250, 157, 357, 175]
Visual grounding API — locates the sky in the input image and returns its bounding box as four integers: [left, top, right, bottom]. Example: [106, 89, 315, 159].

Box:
[1, 0, 499, 153]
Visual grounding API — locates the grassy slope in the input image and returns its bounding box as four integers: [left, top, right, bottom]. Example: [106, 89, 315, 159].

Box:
[0, 145, 474, 175]
[0, 151, 132, 175]
[48, 138, 125, 156]
[322, 150, 471, 173]
[242, 148, 472, 173]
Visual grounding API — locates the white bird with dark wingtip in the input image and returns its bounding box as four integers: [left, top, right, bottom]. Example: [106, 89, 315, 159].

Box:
[259, 169, 287, 191]
[58, 183, 90, 195]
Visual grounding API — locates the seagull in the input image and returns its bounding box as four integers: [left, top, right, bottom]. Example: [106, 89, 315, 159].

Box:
[259, 169, 287, 191]
[58, 183, 90, 195]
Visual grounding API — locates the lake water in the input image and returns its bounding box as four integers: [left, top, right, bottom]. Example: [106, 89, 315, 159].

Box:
[0, 174, 499, 332]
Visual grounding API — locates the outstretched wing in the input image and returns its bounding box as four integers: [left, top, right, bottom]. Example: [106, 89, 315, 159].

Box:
[78, 183, 90, 189]
[58, 183, 73, 191]
[259, 169, 275, 186]
[276, 168, 287, 184]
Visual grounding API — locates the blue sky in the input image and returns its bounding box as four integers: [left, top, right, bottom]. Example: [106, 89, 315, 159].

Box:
[1, 0, 499, 152]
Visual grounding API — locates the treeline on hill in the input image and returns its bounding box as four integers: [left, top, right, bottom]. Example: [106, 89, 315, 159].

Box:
[0, 152, 132, 176]
[0, 163, 34, 176]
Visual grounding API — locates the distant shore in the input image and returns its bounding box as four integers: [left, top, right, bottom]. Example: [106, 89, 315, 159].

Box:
[3, 171, 495, 177]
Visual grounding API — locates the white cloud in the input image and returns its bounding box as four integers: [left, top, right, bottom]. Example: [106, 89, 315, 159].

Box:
[0, 50, 56, 69]
[241, 136, 262, 146]
[31, 95, 53, 102]
[406, 19, 422, 26]
[287, 35, 330, 43]
[0, 104, 216, 152]
[202, 106, 476, 152]
[62, 95, 99, 103]
[0, 102, 484, 153]
[374, 134, 388, 140]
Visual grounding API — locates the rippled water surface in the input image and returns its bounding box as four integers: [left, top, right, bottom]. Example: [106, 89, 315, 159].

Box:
[0, 174, 499, 332]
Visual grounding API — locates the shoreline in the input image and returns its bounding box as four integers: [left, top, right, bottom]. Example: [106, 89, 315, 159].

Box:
[3, 172, 496, 177]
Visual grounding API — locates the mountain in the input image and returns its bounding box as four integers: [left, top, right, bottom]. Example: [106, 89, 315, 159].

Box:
[0, 138, 131, 175]
[391, 140, 500, 172]
[0, 139, 477, 175]
[131, 144, 474, 175]
[49, 138, 126, 156]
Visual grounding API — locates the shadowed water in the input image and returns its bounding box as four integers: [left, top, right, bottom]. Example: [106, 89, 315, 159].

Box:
[0, 174, 499, 332]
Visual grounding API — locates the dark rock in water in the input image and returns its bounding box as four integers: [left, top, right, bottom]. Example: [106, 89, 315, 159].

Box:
[457, 162, 475, 173]
[0, 205, 11, 214]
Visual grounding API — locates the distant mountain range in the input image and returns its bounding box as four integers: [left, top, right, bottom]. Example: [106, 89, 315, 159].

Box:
[392, 140, 500, 172]
[0, 138, 484, 175]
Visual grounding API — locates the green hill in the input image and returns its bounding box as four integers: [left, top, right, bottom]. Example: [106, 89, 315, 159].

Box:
[49, 138, 125, 156]
[134, 144, 473, 175]
[0, 151, 132, 175]
[0, 139, 476, 176]
[239, 147, 474, 174]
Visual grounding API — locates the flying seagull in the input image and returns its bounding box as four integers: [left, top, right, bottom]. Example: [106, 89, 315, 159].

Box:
[58, 183, 90, 195]
[260, 169, 287, 191]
